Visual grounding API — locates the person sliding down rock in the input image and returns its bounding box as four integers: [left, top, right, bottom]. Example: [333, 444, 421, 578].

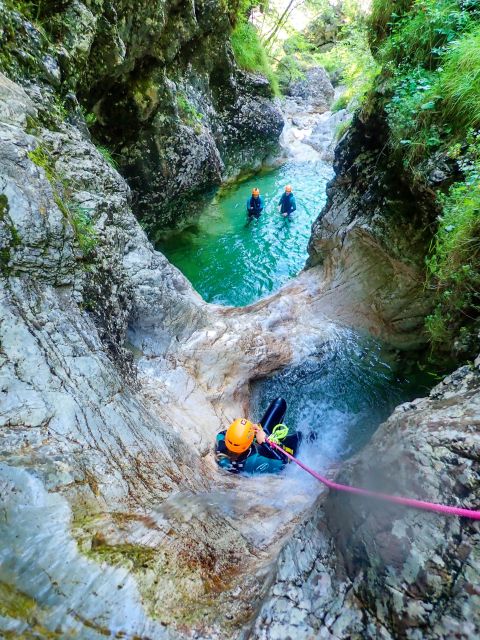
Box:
[246, 187, 264, 222]
[278, 184, 296, 218]
[215, 398, 301, 474]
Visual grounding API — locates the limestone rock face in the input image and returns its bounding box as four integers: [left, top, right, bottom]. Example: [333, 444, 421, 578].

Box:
[252, 362, 480, 639]
[0, 69, 335, 638]
[2, 64, 447, 637]
[287, 67, 335, 113]
[307, 109, 437, 350]
[1, 6, 479, 637]
[0, 0, 283, 228]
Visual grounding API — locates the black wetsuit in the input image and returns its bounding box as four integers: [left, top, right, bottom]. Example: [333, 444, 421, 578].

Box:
[215, 397, 302, 474]
[246, 195, 264, 220]
[279, 192, 297, 216]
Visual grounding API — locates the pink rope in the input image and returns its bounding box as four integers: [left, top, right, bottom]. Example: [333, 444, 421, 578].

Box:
[267, 440, 480, 520]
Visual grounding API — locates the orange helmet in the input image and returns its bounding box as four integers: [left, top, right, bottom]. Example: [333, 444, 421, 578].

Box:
[285, 184, 292, 193]
[252, 187, 260, 196]
[225, 418, 255, 454]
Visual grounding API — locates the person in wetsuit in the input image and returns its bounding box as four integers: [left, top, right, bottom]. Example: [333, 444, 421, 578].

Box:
[215, 398, 301, 474]
[246, 187, 264, 222]
[278, 184, 296, 218]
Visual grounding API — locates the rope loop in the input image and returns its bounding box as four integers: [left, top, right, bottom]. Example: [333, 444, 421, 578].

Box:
[268, 424, 289, 444]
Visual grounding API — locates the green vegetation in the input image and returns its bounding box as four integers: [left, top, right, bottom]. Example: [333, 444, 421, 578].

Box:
[0, 1, 56, 83]
[277, 2, 378, 109]
[0, 581, 63, 639]
[176, 94, 204, 132]
[369, 0, 413, 51]
[276, 53, 306, 89]
[223, 0, 257, 26]
[377, 0, 471, 67]
[432, 26, 480, 134]
[4, 0, 44, 20]
[318, 18, 379, 109]
[28, 144, 98, 258]
[96, 145, 118, 170]
[0, 194, 21, 275]
[231, 22, 280, 95]
[88, 536, 157, 571]
[27, 145, 56, 182]
[335, 116, 353, 140]
[81, 108, 97, 127]
[372, 0, 480, 163]
[425, 132, 480, 347]
[368, 0, 480, 356]
[0, 193, 9, 221]
[69, 203, 97, 256]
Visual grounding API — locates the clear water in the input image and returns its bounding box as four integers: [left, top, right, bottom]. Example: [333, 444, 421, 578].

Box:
[156, 158, 333, 306]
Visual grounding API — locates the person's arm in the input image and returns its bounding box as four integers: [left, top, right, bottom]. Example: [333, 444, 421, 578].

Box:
[291, 196, 296, 212]
[247, 198, 252, 212]
[259, 196, 264, 212]
[253, 425, 285, 461]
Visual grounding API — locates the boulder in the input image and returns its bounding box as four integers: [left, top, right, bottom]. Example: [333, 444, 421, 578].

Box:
[287, 66, 335, 113]
[306, 108, 350, 161]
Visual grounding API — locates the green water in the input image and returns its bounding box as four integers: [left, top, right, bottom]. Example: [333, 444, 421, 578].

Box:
[156, 159, 334, 306]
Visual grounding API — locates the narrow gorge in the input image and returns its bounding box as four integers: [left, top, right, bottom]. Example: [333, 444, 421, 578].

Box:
[0, 1, 479, 639]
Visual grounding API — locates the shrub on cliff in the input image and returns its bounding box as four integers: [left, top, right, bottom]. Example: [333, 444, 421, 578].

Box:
[367, 0, 480, 359]
[426, 131, 480, 353]
[231, 21, 280, 95]
[277, 1, 378, 109]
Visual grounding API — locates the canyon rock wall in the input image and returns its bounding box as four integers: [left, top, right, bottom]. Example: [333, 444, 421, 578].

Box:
[1, 2, 479, 638]
[253, 360, 480, 639]
[0, 0, 283, 227]
[307, 106, 436, 352]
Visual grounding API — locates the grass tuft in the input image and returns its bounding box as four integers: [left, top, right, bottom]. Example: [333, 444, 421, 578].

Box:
[28, 143, 98, 257]
[231, 22, 280, 96]
[96, 145, 118, 170]
[368, 0, 414, 51]
[432, 25, 480, 135]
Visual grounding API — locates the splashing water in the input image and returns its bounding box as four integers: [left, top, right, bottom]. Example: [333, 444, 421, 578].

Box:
[153, 331, 430, 551]
[252, 330, 409, 461]
[155, 158, 333, 306]
[244, 329, 429, 524]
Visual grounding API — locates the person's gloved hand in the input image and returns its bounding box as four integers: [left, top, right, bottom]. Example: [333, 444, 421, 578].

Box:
[253, 424, 266, 444]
